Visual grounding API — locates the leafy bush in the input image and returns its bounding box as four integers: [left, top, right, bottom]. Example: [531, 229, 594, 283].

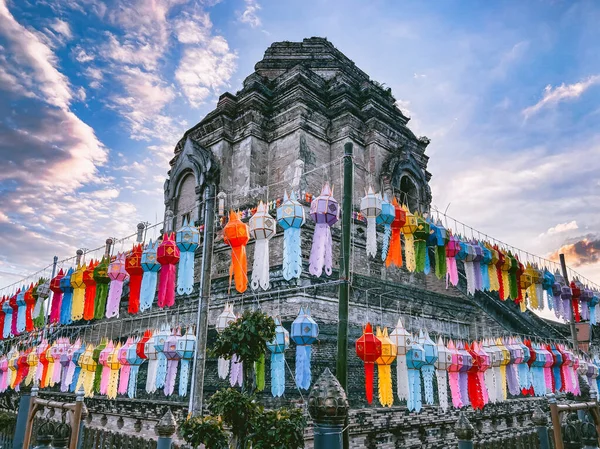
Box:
[249, 407, 306, 449]
[0, 411, 16, 434]
[179, 416, 228, 449]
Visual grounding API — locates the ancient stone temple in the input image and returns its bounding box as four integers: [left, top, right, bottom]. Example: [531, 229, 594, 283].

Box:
[160, 37, 567, 446]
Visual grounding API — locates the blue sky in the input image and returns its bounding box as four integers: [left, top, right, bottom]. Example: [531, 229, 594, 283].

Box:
[1, 0, 600, 290]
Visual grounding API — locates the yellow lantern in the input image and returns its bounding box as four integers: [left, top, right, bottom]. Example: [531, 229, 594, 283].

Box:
[375, 327, 397, 407]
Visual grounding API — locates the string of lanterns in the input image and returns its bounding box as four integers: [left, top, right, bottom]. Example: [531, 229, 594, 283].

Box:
[355, 318, 599, 411]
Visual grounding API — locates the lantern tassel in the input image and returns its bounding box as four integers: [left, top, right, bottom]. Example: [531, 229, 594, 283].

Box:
[164, 359, 178, 396]
[484, 369, 496, 403]
[93, 283, 109, 320]
[407, 368, 422, 412]
[422, 364, 435, 405]
[446, 256, 458, 287]
[282, 227, 302, 281]
[229, 246, 248, 293]
[106, 280, 123, 318]
[459, 371, 469, 407]
[481, 263, 490, 291]
[404, 235, 416, 272]
[255, 353, 265, 392]
[295, 345, 312, 390]
[176, 251, 194, 296]
[251, 239, 270, 291]
[366, 217, 377, 257]
[128, 274, 142, 314]
[309, 223, 333, 277]
[156, 352, 167, 389]
[473, 259, 482, 291]
[179, 359, 191, 397]
[396, 356, 409, 401]
[381, 224, 391, 262]
[271, 352, 285, 397]
[518, 363, 530, 392]
[158, 264, 177, 308]
[364, 362, 375, 404]
[467, 371, 484, 410]
[83, 284, 96, 321]
[464, 261, 476, 296]
[435, 245, 446, 279]
[33, 297, 46, 329]
[230, 354, 243, 387]
[218, 357, 230, 379]
[119, 365, 130, 396]
[377, 364, 394, 407]
[488, 263, 499, 292]
[436, 369, 449, 410]
[49, 292, 63, 324]
[415, 239, 426, 272]
[140, 272, 158, 312]
[506, 363, 520, 396]
[424, 246, 431, 274]
[146, 360, 157, 393]
[500, 365, 508, 399]
[386, 224, 403, 268]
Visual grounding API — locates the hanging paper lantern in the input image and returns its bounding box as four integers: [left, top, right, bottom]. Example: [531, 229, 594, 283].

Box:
[163, 332, 181, 396]
[37, 340, 49, 388]
[277, 191, 306, 281]
[591, 293, 599, 326]
[504, 337, 522, 396]
[70, 342, 85, 393]
[406, 334, 425, 412]
[389, 318, 409, 402]
[435, 337, 451, 410]
[486, 244, 500, 292]
[401, 205, 418, 272]
[82, 260, 98, 321]
[80, 344, 97, 397]
[413, 214, 430, 273]
[176, 219, 200, 296]
[570, 280, 581, 323]
[230, 352, 243, 388]
[457, 342, 473, 407]
[140, 240, 161, 312]
[2, 295, 14, 339]
[126, 337, 144, 398]
[529, 342, 545, 397]
[15, 287, 26, 334]
[424, 218, 438, 275]
[58, 268, 74, 325]
[15, 349, 30, 389]
[49, 268, 65, 324]
[9, 292, 18, 337]
[475, 341, 491, 405]
[472, 241, 484, 292]
[434, 218, 448, 280]
[360, 187, 382, 258]
[249, 202, 276, 291]
[126, 245, 144, 314]
[99, 341, 113, 395]
[465, 342, 484, 410]
[517, 338, 531, 394]
[157, 233, 180, 308]
[309, 183, 339, 277]
[33, 278, 50, 329]
[92, 339, 108, 394]
[8, 347, 19, 390]
[64, 340, 80, 393]
[176, 327, 196, 397]
[216, 304, 237, 379]
[377, 194, 395, 261]
[542, 269, 555, 311]
[463, 241, 477, 295]
[106, 343, 121, 399]
[0, 356, 8, 393]
[355, 322, 382, 404]
[117, 338, 132, 396]
[267, 318, 289, 397]
[521, 263, 535, 309]
[93, 258, 110, 320]
[385, 198, 406, 269]
[0, 297, 6, 341]
[447, 340, 463, 408]
[290, 306, 319, 390]
[71, 264, 86, 322]
[154, 327, 170, 391]
[224, 210, 250, 292]
[25, 346, 39, 387]
[107, 253, 129, 318]
[445, 233, 461, 287]
[550, 344, 564, 393]
[580, 283, 592, 321]
[418, 329, 438, 406]
[375, 327, 396, 407]
[144, 330, 159, 393]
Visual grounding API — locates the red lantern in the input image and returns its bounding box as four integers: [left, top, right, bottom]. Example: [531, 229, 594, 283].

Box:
[570, 281, 581, 322]
[83, 260, 98, 321]
[355, 322, 382, 404]
[126, 244, 144, 314]
[223, 210, 250, 293]
[24, 284, 35, 332]
[49, 268, 64, 324]
[157, 233, 180, 308]
[386, 197, 406, 268]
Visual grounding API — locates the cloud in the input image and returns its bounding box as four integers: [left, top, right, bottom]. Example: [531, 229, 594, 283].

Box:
[238, 0, 261, 28]
[50, 18, 73, 40]
[539, 221, 579, 237]
[174, 12, 212, 44]
[73, 45, 95, 63]
[523, 75, 600, 118]
[550, 237, 600, 267]
[175, 36, 237, 107]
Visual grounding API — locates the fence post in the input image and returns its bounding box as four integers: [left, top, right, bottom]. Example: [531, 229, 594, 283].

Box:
[156, 409, 176, 449]
[13, 383, 33, 449]
[308, 368, 349, 449]
[532, 406, 551, 449]
[456, 412, 474, 449]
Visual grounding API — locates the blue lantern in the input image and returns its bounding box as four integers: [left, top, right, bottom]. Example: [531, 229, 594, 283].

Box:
[418, 329, 438, 405]
[15, 286, 26, 335]
[267, 318, 289, 397]
[277, 191, 306, 281]
[176, 328, 196, 397]
[290, 307, 319, 390]
[59, 268, 74, 325]
[176, 218, 200, 296]
[126, 338, 145, 398]
[405, 334, 425, 412]
[376, 194, 395, 262]
[140, 240, 161, 312]
[153, 327, 169, 391]
[70, 343, 86, 393]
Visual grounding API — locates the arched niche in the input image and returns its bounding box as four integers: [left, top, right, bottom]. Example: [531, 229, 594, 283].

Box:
[174, 172, 197, 229]
[399, 174, 420, 213]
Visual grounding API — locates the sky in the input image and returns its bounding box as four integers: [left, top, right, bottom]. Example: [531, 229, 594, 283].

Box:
[1, 0, 600, 292]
